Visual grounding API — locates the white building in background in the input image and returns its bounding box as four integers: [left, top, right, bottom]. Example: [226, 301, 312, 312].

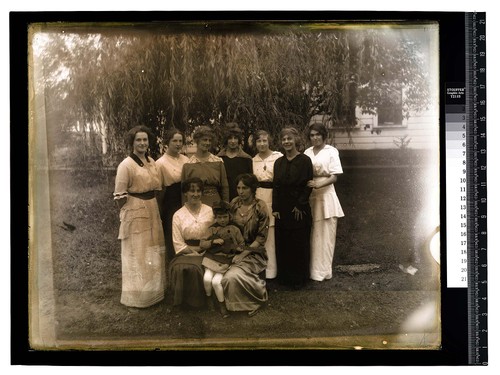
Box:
[310, 103, 439, 151]
[310, 25, 439, 152]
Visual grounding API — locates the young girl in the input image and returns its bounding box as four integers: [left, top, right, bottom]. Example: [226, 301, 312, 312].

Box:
[200, 200, 245, 318]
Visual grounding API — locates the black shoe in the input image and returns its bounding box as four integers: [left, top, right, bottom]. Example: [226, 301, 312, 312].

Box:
[206, 295, 215, 311]
[248, 306, 261, 317]
[218, 301, 230, 318]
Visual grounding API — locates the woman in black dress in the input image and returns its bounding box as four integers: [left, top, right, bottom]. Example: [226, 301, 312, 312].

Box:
[272, 127, 313, 288]
[217, 123, 253, 201]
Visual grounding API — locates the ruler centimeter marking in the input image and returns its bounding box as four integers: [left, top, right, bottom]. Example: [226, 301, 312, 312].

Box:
[445, 86, 467, 288]
[465, 11, 487, 366]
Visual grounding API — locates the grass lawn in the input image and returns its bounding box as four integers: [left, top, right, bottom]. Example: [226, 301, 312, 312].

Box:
[40, 156, 441, 351]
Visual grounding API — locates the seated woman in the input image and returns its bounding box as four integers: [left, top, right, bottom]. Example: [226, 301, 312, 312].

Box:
[169, 177, 215, 309]
[221, 173, 269, 317]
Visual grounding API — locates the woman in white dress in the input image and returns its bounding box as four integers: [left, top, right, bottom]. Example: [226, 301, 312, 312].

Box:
[169, 177, 215, 308]
[252, 130, 282, 279]
[113, 125, 166, 308]
[304, 123, 344, 281]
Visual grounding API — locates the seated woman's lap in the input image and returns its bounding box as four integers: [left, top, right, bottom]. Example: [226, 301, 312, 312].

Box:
[169, 256, 205, 307]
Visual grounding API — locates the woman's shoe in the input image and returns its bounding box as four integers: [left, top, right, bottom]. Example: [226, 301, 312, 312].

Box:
[248, 306, 261, 317]
[218, 301, 230, 318]
[206, 295, 215, 311]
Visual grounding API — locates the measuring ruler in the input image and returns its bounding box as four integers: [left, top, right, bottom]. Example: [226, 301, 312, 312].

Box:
[445, 11, 487, 365]
[465, 12, 487, 366]
[444, 12, 489, 365]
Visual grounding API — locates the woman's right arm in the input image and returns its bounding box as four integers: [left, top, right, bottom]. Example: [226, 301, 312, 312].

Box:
[172, 212, 196, 255]
[114, 162, 129, 210]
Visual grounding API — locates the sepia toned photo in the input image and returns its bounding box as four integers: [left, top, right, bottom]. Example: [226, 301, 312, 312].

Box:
[28, 17, 441, 353]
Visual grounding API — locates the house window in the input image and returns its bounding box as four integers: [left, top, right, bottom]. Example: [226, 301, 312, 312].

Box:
[376, 87, 404, 127]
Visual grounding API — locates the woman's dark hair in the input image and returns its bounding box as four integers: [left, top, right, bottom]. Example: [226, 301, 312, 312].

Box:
[307, 122, 328, 141]
[280, 126, 305, 152]
[163, 128, 185, 145]
[254, 129, 274, 149]
[127, 125, 154, 148]
[223, 122, 244, 146]
[192, 125, 216, 144]
[181, 177, 204, 194]
[235, 173, 259, 196]
[126, 125, 155, 159]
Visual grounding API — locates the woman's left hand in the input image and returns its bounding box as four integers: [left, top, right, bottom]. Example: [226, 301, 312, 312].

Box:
[233, 250, 250, 264]
[232, 254, 245, 264]
[292, 207, 304, 221]
[306, 180, 317, 188]
[180, 246, 203, 256]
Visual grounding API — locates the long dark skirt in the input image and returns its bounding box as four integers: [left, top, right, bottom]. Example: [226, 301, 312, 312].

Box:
[161, 182, 182, 262]
[221, 252, 268, 311]
[168, 255, 205, 308]
[275, 223, 311, 287]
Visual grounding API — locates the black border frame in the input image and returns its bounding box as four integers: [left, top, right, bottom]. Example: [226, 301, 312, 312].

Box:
[12, 10, 470, 366]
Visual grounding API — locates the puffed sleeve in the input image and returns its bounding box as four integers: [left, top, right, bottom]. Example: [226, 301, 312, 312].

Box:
[172, 211, 188, 254]
[328, 147, 343, 175]
[113, 161, 130, 201]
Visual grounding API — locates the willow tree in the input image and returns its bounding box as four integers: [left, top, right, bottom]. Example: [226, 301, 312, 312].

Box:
[31, 22, 432, 166]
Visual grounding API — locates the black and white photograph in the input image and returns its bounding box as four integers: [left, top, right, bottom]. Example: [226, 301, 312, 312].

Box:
[26, 15, 442, 354]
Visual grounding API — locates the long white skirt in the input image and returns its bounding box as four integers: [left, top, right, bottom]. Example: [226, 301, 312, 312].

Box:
[119, 197, 166, 307]
[309, 217, 338, 281]
[264, 227, 277, 279]
[255, 186, 277, 279]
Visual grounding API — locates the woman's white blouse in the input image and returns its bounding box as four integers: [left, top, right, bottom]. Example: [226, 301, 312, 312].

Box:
[171, 204, 214, 254]
[304, 145, 344, 220]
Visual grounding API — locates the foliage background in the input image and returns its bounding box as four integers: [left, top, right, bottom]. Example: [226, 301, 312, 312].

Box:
[31, 21, 433, 167]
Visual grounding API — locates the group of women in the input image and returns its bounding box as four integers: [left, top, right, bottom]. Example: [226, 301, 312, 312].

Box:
[113, 122, 344, 316]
